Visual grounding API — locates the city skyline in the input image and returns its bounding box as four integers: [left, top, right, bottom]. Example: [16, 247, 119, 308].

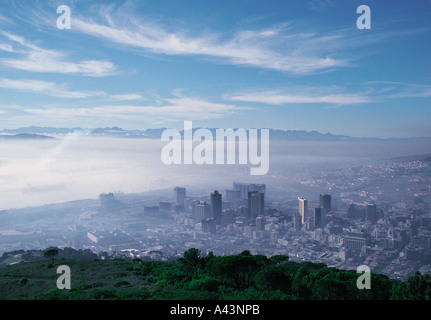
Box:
[2, 1, 431, 303]
[0, 1, 429, 138]
[2, 154, 431, 283]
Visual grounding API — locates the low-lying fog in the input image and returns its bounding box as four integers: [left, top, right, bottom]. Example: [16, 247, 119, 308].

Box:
[0, 133, 429, 209]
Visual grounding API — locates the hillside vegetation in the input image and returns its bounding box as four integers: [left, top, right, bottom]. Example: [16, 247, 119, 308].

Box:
[0, 248, 430, 300]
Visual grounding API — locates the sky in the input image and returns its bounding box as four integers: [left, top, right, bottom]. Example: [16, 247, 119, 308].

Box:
[0, 0, 430, 138]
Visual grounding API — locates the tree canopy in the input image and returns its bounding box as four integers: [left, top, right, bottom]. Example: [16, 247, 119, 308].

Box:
[1, 247, 430, 300]
[44, 248, 59, 266]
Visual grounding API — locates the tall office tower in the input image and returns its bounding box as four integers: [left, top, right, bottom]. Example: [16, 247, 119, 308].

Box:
[314, 207, 322, 229]
[293, 212, 302, 231]
[366, 203, 377, 223]
[174, 187, 186, 207]
[192, 201, 211, 221]
[298, 197, 308, 224]
[211, 190, 222, 225]
[320, 194, 331, 213]
[248, 191, 264, 219]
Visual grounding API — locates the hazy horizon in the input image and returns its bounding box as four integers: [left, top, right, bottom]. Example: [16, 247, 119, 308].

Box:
[0, 133, 429, 210]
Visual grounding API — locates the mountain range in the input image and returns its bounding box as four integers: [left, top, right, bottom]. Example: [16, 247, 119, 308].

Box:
[1, 126, 431, 142]
[0, 132, 55, 140]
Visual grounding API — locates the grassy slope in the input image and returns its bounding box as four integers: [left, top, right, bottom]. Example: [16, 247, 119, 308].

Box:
[0, 258, 151, 300]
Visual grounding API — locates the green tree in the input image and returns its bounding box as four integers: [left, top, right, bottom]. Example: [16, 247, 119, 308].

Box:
[391, 271, 431, 300]
[44, 248, 59, 266]
[240, 250, 252, 256]
[177, 248, 203, 277]
[189, 275, 222, 292]
[203, 251, 215, 265]
[206, 253, 269, 290]
[254, 266, 292, 292]
[312, 276, 348, 300]
[291, 267, 311, 299]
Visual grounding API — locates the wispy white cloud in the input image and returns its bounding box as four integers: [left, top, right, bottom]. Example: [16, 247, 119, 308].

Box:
[0, 42, 18, 53]
[227, 88, 372, 106]
[0, 31, 115, 77]
[228, 81, 431, 108]
[110, 93, 143, 101]
[367, 81, 431, 99]
[71, 10, 347, 74]
[24, 94, 250, 122]
[0, 78, 145, 101]
[0, 78, 104, 99]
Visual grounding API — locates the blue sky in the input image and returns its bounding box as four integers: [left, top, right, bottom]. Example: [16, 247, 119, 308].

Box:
[0, 0, 430, 138]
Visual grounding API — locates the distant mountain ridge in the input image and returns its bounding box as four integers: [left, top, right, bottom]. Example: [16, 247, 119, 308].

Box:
[0, 133, 55, 140]
[2, 126, 431, 142]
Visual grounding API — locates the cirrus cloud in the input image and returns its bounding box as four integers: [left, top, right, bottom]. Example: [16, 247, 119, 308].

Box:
[0, 31, 116, 77]
[227, 88, 373, 106]
[23, 94, 251, 122]
[71, 9, 347, 75]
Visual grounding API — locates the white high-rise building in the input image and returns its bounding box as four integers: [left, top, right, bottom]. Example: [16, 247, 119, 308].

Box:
[298, 197, 308, 224]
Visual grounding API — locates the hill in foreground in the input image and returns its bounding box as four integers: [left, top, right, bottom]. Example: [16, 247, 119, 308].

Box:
[0, 247, 430, 300]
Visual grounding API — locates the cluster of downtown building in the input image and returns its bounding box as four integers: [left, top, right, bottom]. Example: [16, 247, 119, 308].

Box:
[167, 181, 431, 281]
[175, 183, 266, 235]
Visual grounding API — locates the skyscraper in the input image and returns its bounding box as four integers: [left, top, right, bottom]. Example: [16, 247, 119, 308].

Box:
[366, 203, 377, 223]
[319, 194, 331, 226]
[320, 194, 331, 213]
[314, 207, 322, 229]
[210, 190, 222, 225]
[248, 191, 264, 219]
[174, 187, 186, 207]
[298, 197, 308, 224]
[293, 212, 302, 231]
[192, 201, 211, 221]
